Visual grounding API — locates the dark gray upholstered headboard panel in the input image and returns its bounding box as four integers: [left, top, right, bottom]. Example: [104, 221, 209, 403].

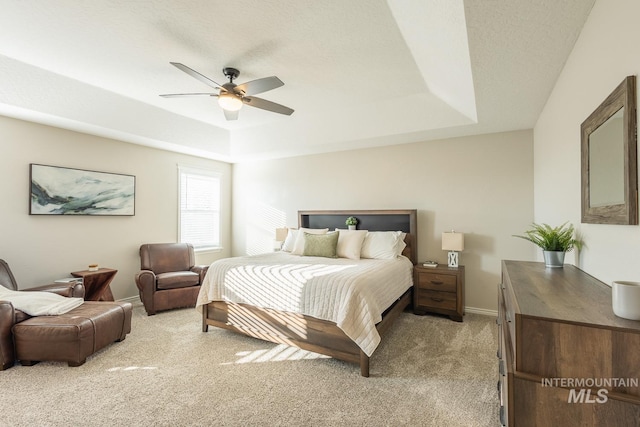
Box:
[298, 209, 417, 264]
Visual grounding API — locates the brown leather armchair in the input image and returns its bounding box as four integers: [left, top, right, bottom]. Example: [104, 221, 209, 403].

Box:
[135, 243, 208, 316]
[0, 259, 132, 370]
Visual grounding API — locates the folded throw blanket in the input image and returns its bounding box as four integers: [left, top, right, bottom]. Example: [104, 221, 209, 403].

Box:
[0, 285, 83, 316]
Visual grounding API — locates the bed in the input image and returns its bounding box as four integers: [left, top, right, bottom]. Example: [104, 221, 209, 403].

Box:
[197, 209, 417, 376]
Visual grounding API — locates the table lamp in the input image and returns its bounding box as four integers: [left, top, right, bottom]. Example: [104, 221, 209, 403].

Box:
[442, 231, 464, 267]
[274, 228, 289, 250]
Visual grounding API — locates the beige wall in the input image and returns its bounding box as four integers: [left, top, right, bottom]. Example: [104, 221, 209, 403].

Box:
[232, 130, 535, 312]
[534, 0, 640, 284]
[0, 116, 231, 300]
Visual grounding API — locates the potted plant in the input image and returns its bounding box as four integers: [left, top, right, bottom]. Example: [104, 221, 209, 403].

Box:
[345, 216, 358, 230]
[513, 222, 582, 268]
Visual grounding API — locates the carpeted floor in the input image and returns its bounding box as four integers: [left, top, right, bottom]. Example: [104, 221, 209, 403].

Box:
[1, 304, 500, 426]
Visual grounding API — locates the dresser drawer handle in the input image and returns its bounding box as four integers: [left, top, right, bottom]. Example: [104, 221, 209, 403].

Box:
[430, 297, 444, 302]
[430, 280, 444, 285]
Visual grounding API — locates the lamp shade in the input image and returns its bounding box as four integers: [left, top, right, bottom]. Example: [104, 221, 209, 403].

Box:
[442, 232, 464, 251]
[275, 228, 289, 242]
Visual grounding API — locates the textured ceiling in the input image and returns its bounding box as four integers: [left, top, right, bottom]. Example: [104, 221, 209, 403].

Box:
[0, 0, 595, 162]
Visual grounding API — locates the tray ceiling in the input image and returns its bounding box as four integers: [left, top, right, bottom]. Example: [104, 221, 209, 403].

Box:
[0, 0, 595, 162]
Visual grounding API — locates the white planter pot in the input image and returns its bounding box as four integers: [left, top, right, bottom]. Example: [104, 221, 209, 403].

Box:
[543, 250, 565, 268]
[348, 225, 356, 230]
[612, 281, 640, 320]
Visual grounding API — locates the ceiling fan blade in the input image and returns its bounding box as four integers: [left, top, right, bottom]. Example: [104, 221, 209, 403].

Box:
[170, 62, 223, 90]
[223, 109, 239, 121]
[243, 96, 294, 115]
[160, 93, 218, 98]
[235, 76, 284, 96]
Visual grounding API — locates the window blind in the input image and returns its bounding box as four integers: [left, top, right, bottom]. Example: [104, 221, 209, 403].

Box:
[179, 166, 221, 249]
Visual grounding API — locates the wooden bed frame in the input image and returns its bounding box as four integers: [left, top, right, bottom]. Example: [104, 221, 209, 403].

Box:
[201, 209, 417, 377]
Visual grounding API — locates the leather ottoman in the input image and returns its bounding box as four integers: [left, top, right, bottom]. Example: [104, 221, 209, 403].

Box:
[12, 301, 132, 367]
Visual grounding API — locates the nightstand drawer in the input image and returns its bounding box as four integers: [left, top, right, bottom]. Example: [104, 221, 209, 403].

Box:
[416, 272, 457, 292]
[413, 264, 464, 322]
[416, 289, 457, 311]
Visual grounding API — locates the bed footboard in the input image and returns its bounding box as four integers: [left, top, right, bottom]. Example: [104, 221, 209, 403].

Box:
[202, 288, 411, 377]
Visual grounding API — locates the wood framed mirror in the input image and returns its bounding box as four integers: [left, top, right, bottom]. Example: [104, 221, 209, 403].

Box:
[581, 75, 638, 225]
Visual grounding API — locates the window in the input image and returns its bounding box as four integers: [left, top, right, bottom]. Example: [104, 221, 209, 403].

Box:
[178, 165, 221, 250]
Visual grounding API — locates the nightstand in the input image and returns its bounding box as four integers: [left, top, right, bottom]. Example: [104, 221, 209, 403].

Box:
[413, 264, 465, 322]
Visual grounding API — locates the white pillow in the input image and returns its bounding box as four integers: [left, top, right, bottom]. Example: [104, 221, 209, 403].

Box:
[335, 229, 368, 260]
[396, 233, 407, 257]
[361, 231, 405, 259]
[281, 228, 298, 252]
[291, 228, 329, 255]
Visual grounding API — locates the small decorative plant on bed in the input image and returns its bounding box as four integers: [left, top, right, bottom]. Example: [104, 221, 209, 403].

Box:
[345, 216, 358, 230]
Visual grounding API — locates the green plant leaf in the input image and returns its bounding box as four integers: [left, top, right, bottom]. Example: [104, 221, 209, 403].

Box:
[513, 222, 582, 252]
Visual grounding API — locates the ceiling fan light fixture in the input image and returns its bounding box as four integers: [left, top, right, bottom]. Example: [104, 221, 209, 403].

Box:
[162, 63, 293, 120]
[218, 93, 243, 111]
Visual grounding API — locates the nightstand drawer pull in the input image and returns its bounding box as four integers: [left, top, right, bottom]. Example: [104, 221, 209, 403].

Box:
[430, 280, 444, 285]
[430, 297, 444, 302]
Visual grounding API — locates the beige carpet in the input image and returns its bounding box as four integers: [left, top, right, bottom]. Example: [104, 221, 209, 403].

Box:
[1, 304, 500, 426]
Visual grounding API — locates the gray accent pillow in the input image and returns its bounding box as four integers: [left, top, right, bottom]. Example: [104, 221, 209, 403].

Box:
[302, 231, 339, 258]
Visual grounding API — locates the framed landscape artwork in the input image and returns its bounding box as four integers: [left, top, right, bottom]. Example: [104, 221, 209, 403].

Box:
[30, 164, 135, 216]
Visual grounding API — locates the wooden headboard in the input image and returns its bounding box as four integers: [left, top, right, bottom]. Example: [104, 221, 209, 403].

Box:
[298, 209, 418, 264]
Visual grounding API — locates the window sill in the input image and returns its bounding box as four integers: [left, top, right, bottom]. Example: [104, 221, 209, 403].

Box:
[194, 246, 223, 254]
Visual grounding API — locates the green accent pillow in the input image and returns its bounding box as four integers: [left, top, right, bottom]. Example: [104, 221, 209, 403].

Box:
[302, 231, 339, 258]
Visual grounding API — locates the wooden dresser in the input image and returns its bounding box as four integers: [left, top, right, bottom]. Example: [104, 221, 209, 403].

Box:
[498, 260, 640, 426]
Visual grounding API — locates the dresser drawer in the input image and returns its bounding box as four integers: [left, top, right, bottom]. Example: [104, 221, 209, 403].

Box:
[498, 291, 513, 426]
[416, 272, 457, 292]
[416, 289, 457, 311]
[500, 282, 516, 367]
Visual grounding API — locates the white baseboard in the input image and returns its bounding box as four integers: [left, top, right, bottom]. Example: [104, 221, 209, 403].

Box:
[465, 306, 498, 317]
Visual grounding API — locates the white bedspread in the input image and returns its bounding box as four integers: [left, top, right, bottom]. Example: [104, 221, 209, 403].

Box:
[0, 285, 83, 316]
[196, 252, 413, 356]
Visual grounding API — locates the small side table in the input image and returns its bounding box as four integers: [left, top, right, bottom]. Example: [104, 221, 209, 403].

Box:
[413, 264, 465, 322]
[71, 268, 117, 301]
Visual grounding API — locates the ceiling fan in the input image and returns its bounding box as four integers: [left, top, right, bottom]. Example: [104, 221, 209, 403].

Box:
[160, 62, 294, 121]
